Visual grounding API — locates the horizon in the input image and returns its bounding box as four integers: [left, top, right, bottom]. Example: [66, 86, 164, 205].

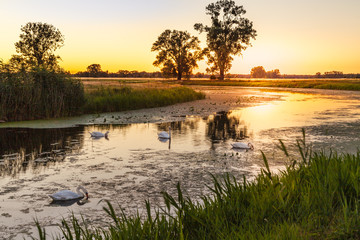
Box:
[1, 0, 359, 75]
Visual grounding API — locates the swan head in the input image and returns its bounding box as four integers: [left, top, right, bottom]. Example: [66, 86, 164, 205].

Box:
[248, 143, 254, 150]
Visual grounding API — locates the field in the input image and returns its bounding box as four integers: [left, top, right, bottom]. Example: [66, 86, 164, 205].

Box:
[181, 78, 360, 91]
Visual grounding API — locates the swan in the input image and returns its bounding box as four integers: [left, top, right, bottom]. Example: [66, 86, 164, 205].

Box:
[231, 142, 254, 150]
[49, 186, 89, 201]
[89, 131, 109, 138]
[158, 127, 171, 139]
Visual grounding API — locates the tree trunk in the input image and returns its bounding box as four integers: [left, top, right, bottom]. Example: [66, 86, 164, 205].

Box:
[219, 68, 224, 81]
[177, 71, 182, 80]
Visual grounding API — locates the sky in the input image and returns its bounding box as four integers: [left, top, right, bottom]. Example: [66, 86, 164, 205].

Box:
[1, 0, 360, 75]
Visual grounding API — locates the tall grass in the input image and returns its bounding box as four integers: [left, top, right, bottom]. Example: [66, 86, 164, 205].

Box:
[0, 69, 84, 121]
[0, 70, 204, 121]
[83, 86, 205, 113]
[33, 135, 360, 239]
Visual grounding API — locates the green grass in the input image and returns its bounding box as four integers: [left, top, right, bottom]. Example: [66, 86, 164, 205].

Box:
[182, 79, 360, 91]
[83, 86, 205, 113]
[33, 134, 360, 239]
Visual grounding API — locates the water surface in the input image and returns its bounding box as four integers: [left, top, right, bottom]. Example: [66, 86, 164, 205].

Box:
[1, 87, 360, 239]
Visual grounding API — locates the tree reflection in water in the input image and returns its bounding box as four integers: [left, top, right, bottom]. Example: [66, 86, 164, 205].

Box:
[206, 111, 250, 142]
[0, 127, 85, 177]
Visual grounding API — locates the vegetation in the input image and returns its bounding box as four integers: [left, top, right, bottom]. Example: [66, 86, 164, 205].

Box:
[0, 68, 84, 121]
[33, 135, 360, 239]
[83, 86, 205, 113]
[181, 79, 360, 91]
[10, 22, 64, 71]
[151, 30, 204, 80]
[194, 0, 256, 80]
[250, 66, 266, 78]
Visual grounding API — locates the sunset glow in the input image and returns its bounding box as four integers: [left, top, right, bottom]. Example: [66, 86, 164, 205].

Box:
[1, 0, 359, 74]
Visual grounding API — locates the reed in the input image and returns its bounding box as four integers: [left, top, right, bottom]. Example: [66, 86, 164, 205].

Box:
[0, 69, 84, 121]
[33, 135, 360, 239]
[83, 86, 205, 113]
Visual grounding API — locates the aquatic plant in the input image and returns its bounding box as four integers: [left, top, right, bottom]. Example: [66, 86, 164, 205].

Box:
[32, 134, 360, 239]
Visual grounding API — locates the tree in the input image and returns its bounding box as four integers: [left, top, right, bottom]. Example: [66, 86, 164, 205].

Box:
[266, 69, 281, 78]
[86, 64, 103, 77]
[151, 29, 204, 80]
[12, 22, 64, 70]
[195, 0, 256, 80]
[250, 66, 266, 78]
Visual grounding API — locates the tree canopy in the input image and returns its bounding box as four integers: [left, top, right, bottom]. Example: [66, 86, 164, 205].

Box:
[195, 0, 256, 80]
[250, 66, 266, 78]
[151, 29, 204, 80]
[12, 22, 64, 71]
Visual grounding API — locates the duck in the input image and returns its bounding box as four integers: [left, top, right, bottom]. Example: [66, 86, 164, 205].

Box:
[158, 127, 171, 139]
[49, 186, 89, 201]
[89, 131, 109, 138]
[231, 142, 254, 150]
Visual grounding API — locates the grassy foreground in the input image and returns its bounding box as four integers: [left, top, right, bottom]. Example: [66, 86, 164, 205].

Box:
[34, 136, 360, 239]
[182, 79, 360, 91]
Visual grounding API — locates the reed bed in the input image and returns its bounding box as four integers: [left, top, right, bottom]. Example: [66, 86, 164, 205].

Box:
[0, 71, 204, 121]
[34, 134, 360, 239]
[83, 86, 205, 113]
[0, 70, 84, 121]
[182, 79, 360, 91]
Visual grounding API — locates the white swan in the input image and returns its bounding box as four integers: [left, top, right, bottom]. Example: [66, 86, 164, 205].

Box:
[231, 142, 254, 150]
[49, 186, 89, 201]
[89, 131, 109, 138]
[158, 127, 171, 139]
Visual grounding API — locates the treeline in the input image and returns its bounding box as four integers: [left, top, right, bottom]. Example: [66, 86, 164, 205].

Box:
[73, 65, 360, 79]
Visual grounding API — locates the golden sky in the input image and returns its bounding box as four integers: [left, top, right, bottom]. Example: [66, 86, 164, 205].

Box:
[1, 0, 360, 74]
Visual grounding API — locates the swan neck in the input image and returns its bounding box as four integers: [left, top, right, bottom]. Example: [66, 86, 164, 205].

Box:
[76, 186, 87, 196]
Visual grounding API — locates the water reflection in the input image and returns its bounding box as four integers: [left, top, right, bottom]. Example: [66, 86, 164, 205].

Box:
[50, 198, 89, 207]
[206, 111, 250, 142]
[0, 127, 85, 177]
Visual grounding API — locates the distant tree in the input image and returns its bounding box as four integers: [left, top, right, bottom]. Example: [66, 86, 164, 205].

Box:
[250, 66, 266, 78]
[86, 64, 102, 77]
[315, 72, 321, 78]
[195, 0, 256, 80]
[11, 22, 64, 70]
[266, 69, 281, 78]
[151, 29, 204, 80]
[324, 71, 344, 78]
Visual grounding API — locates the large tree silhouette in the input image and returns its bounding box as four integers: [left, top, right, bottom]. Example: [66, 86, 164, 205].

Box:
[12, 22, 64, 70]
[195, 0, 256, 80]
[151, 30, 204, 80]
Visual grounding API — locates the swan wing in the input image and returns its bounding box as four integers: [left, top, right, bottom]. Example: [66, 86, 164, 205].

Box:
[90, 131, 105, 137]
[49, 190, 83, 201]
[231, 142, 249, 149]
[158, 131, 169, 139]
